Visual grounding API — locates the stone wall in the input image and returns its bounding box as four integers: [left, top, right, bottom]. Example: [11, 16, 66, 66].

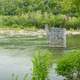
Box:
[48, 28, 66, 48]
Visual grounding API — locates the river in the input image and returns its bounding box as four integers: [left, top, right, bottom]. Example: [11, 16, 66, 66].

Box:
[0, 34, 78, 80]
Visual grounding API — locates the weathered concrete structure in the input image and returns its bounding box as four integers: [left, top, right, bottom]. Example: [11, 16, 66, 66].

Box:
[46, 27, 66, 48]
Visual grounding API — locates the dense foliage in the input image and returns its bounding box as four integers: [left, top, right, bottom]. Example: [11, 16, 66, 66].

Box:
[0, 0, 80, 29]
[0, 0, 80, 16]
[0, 0, 60, 15]
[0, 13, 80, 29]
[0, 0, 80, 15]
[56, 50, 80, 80]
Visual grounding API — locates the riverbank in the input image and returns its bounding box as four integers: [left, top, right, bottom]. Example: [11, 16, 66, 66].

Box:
[0, 28, 79, 36]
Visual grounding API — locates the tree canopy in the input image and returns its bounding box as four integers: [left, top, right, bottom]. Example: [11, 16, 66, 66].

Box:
[0, 0, 79, 16]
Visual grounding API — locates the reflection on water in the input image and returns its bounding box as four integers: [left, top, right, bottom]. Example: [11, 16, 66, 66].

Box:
[49, 64, 65, 80]
[0, 35, 65, 80]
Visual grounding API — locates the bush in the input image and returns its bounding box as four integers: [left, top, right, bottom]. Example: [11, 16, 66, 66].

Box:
[65, 17, 80, 29]
[56, 50, 80, 80]
[53, 15, 65, 27]
[0, 13, 80, 29]
[32, 50, 53, 80]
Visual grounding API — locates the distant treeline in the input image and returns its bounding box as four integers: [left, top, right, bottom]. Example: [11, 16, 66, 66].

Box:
[0, 0, 80, 16]
[0, 0, 80, 29]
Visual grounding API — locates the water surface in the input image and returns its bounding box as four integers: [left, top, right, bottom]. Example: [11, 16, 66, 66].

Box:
[0, 35, 79, 80]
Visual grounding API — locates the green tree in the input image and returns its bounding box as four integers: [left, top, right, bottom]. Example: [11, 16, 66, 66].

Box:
[61, 0, 80, 17]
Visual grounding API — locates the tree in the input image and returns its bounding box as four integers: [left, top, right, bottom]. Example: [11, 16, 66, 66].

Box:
[61, 0, 80, 17]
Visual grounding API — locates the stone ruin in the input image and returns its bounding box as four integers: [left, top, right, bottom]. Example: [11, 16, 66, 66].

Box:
[45, 25, 66, 48]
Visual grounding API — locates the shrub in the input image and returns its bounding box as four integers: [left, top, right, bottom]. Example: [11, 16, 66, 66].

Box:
[53, 15, 65, 27]
[65, 17, 80, 29]
[56, 50, 80, 80]
[0, 13, 80, 29]
[32, 50, 53, 80]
